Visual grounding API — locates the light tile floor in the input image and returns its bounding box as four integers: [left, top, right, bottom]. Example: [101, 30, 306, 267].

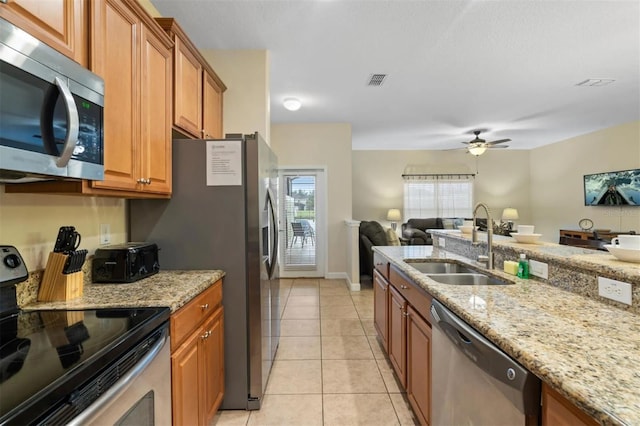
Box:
[212, 278, 419, 426]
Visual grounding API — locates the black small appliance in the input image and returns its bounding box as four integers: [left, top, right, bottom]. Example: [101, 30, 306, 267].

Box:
[92, 242, 160, 283]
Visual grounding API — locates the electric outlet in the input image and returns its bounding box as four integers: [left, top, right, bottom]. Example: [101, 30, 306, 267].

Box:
[100, 223, 111, 245]
[598, 277, 632, 305]
[438, 237, 445, 248]
[529, 260, 548, 279]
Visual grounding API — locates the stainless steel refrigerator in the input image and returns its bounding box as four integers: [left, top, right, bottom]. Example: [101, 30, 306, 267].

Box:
[129, 132, 279, 410]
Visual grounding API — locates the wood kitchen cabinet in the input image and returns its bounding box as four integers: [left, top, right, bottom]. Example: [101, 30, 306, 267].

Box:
[375, 264, 432, 426]
[155, 18, 226, 139]
[171, 279, 225, 426]
[0, 0, 88, 66]
[5, 0, 173, 198]
[373, 270, 389, 352]
[542, 383, 598, 426]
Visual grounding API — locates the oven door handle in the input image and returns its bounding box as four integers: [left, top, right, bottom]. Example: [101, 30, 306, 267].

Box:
[66, 328, 168, 426]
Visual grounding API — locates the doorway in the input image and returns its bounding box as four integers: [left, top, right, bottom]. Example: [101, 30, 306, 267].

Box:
[279, 168, 325, 277]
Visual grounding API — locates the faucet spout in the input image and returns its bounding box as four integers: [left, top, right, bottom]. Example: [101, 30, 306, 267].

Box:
[472, 202, 494, 269]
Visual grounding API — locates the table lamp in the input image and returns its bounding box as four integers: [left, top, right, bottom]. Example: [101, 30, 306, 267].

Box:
[502, 208, 519, 231]
[387, 209, 402, 231]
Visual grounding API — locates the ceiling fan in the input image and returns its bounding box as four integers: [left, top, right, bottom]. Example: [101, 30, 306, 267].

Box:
[461, 130, 511, 156]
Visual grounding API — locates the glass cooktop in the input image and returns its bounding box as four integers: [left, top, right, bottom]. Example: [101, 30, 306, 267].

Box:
[0, 307, 169, 424]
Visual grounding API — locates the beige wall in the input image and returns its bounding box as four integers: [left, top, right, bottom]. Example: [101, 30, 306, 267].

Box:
[137, 0, 161, 17]
[202, 50, 271, 144]
[352, 150, 532, 228]
[530, 120, 640, 240]
[0, 192, 126, 271]
[271, 123, 352, 276]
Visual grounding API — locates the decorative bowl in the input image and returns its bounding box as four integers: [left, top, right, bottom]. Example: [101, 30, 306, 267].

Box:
[459, 225, 478, 234]
[604, 245, 640, 263]
[511, 233, 542, 244]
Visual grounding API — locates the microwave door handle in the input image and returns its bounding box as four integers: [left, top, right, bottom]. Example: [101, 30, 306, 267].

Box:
[52, 76, 79, 167]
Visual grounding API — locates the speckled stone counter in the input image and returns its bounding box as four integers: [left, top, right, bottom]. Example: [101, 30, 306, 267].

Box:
[374, 244, 639, 426]
[21, 270, 225, 313]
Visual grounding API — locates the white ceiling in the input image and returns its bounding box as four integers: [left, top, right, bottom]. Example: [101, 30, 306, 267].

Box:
[151, 0, 640, 151]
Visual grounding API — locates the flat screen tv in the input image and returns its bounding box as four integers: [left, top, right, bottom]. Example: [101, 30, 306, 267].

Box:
[583, 169, 640, 206]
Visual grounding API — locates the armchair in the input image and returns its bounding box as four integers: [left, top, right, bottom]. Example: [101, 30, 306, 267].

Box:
[401, 218, 443, 245]
[359, 221, 391, 277]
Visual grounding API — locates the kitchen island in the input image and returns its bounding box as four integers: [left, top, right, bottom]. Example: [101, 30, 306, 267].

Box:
[373, 241, 639, 426]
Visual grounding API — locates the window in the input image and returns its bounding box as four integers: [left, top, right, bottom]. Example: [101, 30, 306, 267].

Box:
[403, 174, 474, 220]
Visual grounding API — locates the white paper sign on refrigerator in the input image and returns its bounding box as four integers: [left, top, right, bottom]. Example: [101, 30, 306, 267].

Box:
[206, 140, 242, 186]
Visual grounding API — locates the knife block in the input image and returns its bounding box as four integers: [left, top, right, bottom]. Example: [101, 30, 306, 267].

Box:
[38, 252, 84, 302]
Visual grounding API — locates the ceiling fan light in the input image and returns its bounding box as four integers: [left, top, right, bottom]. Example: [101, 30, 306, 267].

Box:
[468, 145, 487, 156]
[283, 98, 302, 111]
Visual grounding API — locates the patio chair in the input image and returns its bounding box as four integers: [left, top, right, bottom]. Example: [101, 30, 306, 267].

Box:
[291, 221, 314, 247]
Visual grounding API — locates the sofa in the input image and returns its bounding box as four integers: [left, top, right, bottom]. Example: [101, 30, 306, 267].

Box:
[401, 217, 490, 245]
[359, 221, 400, 277]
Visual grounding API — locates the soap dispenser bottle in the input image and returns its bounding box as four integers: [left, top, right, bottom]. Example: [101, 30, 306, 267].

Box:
[517, 253, 529, 279]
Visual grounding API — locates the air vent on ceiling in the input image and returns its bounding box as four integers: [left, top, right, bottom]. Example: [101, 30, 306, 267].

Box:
[576, 79, 615, 87]
[367, 74, 387, 86]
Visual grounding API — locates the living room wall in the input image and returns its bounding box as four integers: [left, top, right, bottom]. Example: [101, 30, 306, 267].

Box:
[352, 149, 532, 230]
[530, 120, 640, 240]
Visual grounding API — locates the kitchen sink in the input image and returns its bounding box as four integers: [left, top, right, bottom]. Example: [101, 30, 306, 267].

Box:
[425, 273, 513, 286]
[407, 261, 477, 274]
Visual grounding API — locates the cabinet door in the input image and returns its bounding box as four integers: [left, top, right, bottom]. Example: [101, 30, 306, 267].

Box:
[202, 71, 223, 139]
[542, 383, 598, 426]
[172, 330, 201, 426]
[139, 24, 172, 194]
[373, 270, 389, 352]
[406, 305, 431, 426]
[90, 0, 139, 191]
[388, 285, 407, 387]
[201, 307, 225, 425]
[0, 0, 87, 66]
[173, 36, 202, 138]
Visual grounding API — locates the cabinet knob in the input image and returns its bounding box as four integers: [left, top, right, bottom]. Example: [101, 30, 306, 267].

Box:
[403, 311, 409, 317]
[400, 285, 408, 289]
[201, 330, 211, 340]
[201, 303, 209, 310]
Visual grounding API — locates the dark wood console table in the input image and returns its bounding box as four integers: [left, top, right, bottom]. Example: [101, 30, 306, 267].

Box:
[558, 229, 633, 250]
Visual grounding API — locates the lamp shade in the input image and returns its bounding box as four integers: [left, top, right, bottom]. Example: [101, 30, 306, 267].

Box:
[468, 145, 487, 156]
[387, 209, 402, 221]
[502, 208, 519, 221]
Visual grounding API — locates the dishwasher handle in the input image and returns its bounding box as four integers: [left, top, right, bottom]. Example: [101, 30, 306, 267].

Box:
[430, 299, 541, 415]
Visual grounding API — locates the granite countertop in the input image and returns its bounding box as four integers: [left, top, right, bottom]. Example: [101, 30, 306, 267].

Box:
[374, 245, 639, 426]
[22, 270, 225, 313]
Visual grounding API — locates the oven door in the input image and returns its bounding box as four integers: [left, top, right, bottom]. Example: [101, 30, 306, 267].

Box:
[67, 328, 172, 426]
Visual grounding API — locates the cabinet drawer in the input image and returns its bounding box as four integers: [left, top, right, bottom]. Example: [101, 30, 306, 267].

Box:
[389, 265, 432, 322]
[171, 279, 222, 350]
[374, 252, 389, 279]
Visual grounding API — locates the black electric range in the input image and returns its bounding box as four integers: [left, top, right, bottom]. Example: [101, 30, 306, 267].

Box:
[0, 246, 170, 425]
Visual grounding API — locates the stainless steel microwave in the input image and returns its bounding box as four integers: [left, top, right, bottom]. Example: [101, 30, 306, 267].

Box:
[0, 17, 104, 183]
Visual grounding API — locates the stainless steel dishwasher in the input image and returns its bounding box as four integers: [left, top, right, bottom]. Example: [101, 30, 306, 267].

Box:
[430, 299, 541, 425]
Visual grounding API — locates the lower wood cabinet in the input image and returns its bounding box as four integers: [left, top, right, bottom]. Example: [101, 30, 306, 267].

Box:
[406, 305, 431, 426]
[379, 265, 432, 425]
[541, 383, 598, 426]
[373, 269, 389, 352]
[171, 279, 224, 425]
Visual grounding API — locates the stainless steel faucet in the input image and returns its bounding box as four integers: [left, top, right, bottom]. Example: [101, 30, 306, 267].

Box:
[472, 202, 494, 269]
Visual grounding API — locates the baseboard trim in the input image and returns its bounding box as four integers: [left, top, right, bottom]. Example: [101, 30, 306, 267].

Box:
[325, 272, 360, 291]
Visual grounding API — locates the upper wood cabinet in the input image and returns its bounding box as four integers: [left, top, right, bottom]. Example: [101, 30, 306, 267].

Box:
[155, 18, 226, 139]
[0, 0, 88, 66]
[5, 0, 173, 198]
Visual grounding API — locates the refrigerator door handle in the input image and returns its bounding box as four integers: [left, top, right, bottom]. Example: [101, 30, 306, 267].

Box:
[266, 189, 278, 279]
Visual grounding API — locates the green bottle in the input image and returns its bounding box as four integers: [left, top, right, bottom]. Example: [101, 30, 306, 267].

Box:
[517, 254, 529, 279]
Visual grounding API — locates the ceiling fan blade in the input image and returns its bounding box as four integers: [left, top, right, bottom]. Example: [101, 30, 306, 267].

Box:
[486, 138, 511, 146]
[489, 145, 509, 149]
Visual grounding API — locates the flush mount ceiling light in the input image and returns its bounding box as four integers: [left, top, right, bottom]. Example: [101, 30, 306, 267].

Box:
[283, 98, 302, 111]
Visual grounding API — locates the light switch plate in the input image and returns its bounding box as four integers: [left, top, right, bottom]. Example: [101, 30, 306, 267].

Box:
[529, 260, 548, 279]
[598, 277, 632, 305]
